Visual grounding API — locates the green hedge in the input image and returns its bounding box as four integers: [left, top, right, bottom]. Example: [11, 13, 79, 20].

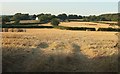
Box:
[2, 25, 96, 31]
[5, 22, 45, 25]
[98, 28, 120, 32]
[54, 26, 96, 31]
[2, 25, 53, 28]
[2, 25, 120, 32]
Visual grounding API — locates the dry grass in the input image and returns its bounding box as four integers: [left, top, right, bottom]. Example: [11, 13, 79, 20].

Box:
[38, 22, 119, 28]
[8, 20, 40, 24]
[19, 20, 40, 23]
[59, 22, 117, 28]
[2, 28, 26, 32]
[2, 29, 119, 72]
[6, 21, 119, 29]
[98, 21, 117, 24]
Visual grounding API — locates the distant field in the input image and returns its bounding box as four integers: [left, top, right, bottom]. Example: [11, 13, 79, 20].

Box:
[6, 20, 119, 28]
[2, 29, 118, 72]
[37, 22, 119, 28]
[60, 22, 119, 28]
[7, 20, 40, 24]
[97, 21, 118, 24]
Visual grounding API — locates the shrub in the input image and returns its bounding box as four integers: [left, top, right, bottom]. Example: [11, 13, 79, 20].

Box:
[2, 16, 10, 25]
[14, 19, 20, 25]
[51, 18, 60, 26]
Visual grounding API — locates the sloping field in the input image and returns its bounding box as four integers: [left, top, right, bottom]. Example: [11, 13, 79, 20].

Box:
[7, 20, 40, 24]
[59, 22, 117, 28]
[38, 22, 119, 28]
[38, 23, 52, 26]
[6, 21, 119, 29]
[2, 29, 119, 72]
[98, 21, 117, 24]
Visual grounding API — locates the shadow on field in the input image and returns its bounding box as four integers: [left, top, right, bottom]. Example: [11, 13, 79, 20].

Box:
[2, 42, 118, 72]
[37, 42, 49, 48]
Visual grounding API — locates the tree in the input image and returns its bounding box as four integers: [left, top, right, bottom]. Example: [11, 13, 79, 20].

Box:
[12, 13, 30, 24]
[38, 15, 49, 23]
[100, 17, 107, 21]
[78, 15, 83, 19]
[20, 14, 29, 20]
[13, 13, 21, 24]
[37, 13, 44, 17]
[2, 16, 10, 25]
[14, 19, 20, 25]
[68, 14, 79, 19]
[29, 14, 36, 20]
[88, 15, 97, 21]
[37, 13, 57, 23]
[48, 15, 57, 21]
[51, 18, 60, 26]
[58, 13, 67, 21]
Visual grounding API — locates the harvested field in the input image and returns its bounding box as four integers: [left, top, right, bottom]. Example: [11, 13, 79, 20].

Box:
[98, 21, 117, 24]
[38, 22, 119, 28]
[38, 23, 52, 26]
[60, 22, 112, 28]
[7, 20, 40, 24]
[2, 29, 119, 72]
[5, 21, 119, 29]
[2, 28, 26, 32]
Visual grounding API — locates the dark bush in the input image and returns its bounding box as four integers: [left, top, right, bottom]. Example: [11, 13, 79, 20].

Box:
[54, 26, 96, 31]
[98, 28, 120, 32]
[51, 18, 60, 26]
[2, 25, 53, 28]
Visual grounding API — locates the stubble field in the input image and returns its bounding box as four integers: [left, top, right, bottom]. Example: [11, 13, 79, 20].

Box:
[2, 29, 119, 72]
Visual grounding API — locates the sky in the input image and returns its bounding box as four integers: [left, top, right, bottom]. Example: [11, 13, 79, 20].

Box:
[0, 0, 119, 2]
[0, 1, 119, 16]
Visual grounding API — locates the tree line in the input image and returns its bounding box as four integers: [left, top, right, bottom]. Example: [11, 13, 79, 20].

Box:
[1, 13, 119, 26]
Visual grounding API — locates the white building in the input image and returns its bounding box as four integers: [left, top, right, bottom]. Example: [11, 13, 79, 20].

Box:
[36, 17, 38, 20]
